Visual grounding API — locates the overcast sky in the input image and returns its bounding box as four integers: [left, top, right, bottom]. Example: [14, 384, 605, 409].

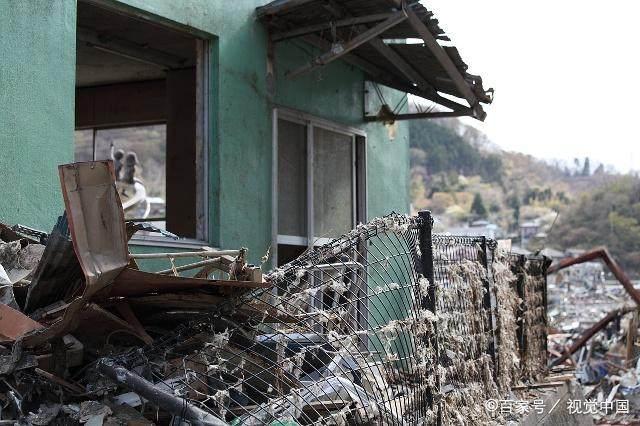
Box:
[424, 1, 638, 173]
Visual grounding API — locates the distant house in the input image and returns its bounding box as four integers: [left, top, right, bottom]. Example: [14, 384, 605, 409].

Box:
[446, 220, 502, 239]
[520, 220, 540, 244]
[0, 0, 492, 267]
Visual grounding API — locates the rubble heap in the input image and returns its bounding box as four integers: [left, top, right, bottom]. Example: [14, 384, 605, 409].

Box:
[0, 161, 554, 425]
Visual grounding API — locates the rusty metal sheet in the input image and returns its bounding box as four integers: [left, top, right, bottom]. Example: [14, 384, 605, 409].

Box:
[0, 304, 43, 342]
[23, 161, 129, 347]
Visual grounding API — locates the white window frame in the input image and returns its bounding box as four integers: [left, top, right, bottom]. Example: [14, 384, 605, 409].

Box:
[272, 107, 367, 266]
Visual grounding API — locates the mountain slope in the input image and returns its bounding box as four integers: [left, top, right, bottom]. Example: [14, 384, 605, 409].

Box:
[409, 118, 640, 274]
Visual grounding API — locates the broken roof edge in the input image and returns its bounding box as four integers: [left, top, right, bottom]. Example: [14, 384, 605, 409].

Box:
[257, 0, 493, 121]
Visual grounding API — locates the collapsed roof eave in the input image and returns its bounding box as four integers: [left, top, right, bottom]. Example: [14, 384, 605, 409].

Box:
[257, 0, 493, 121]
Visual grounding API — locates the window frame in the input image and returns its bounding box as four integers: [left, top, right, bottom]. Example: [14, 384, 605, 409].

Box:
[74, 6, 212, 249]
[272, 107, 367, 266]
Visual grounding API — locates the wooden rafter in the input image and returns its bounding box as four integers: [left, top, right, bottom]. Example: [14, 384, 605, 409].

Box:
[363, 109, 472, 122]
[302, 34, 470, 113]
[258, 0, 490, 120]
[313, 1, 466, 119]
[286, 9, 408, 78]
[318, 1, 437, 98]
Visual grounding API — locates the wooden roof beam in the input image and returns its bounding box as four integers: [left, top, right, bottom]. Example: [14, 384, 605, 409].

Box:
[272, 13, 393, 42]
[364, 109, 473, 122]
[286, 10, 408, 78]
[317, 1, 437, 99]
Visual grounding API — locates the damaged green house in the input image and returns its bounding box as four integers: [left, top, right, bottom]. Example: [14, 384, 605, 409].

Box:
[0, 0, 491, 266]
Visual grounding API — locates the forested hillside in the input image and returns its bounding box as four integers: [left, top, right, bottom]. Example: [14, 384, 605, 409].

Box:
[409, 118, 640, 274]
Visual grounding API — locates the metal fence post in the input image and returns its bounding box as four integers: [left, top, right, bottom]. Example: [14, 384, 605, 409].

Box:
[482, 238, 498, 379]
[418, 210, 440, 425]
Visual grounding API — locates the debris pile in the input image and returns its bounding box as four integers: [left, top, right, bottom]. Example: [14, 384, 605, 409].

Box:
[548, 248, 640, 423]
[0, 161, 555, 425]
[0, 162, 265, 425]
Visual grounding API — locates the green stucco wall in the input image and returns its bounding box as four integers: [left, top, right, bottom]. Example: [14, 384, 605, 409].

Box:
[0, 1, 76, 230]
[0, 0, 410, 267]
[273, 43, 411, 223]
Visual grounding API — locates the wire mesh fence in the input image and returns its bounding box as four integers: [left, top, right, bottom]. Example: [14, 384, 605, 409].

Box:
[430, 235, 499, 423]
[520, 256, 551, 381]
[94, 212, 550, 425]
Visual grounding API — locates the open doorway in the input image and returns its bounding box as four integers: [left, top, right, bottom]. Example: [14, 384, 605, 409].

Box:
[75, 1, 209, 242]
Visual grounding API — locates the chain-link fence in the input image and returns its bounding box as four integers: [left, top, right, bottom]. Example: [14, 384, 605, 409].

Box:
[95, 211, 549, 425]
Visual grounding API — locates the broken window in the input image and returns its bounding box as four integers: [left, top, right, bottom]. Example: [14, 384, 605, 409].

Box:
[74, 1, 209, 241]
[74, 125, 167, 223]
[275, 110, 365, 266]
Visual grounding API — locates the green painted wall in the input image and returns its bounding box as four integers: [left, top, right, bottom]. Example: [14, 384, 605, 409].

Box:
[0, 0, 410, 267]
[0, 1, 76, 231]
[274, 43, 411, 223]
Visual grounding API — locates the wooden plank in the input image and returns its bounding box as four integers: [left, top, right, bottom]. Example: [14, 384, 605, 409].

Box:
[124, 293, 226, 309]
[511, 382, 567, 390]
[627, 310, 639, 367]
[156, 258, 222, 275]
[114, 302, 154, 344]
[316, 0, 433, 95]
[81, 303, 153, 345]
[287, 10, 407, 78]
[34, 368, 84, 393]
[129, 249, 239, 259]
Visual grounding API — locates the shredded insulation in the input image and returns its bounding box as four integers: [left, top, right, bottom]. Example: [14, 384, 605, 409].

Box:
[94, 214, 549, 425]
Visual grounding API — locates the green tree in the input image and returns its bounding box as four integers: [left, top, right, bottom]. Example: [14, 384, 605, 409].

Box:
[507, 194, 521, 227]
[550, 175, 640, 276]
[470, 193, 488, 218]
[409, 120, 503, 183]
[582, 157, 591, 176]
